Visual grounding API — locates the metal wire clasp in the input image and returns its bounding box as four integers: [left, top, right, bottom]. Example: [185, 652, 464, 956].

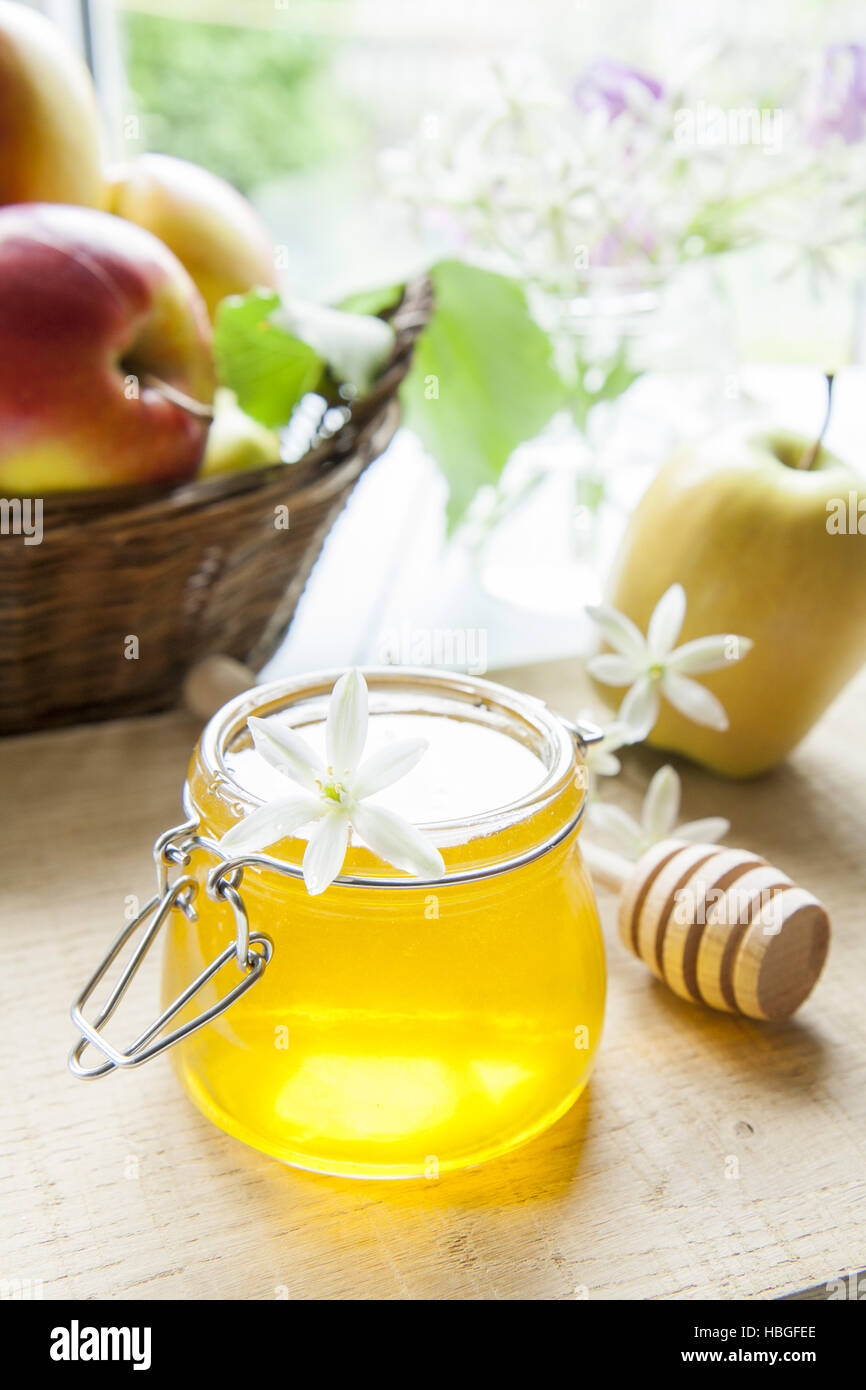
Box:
[68, 818, 273, 1080]
[559, 715, 605, 751]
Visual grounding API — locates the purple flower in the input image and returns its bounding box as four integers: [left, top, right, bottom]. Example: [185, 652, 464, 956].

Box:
[806, 42, 866, 145]
[573, 57, 664, 122]
[592, 219, 658, 268]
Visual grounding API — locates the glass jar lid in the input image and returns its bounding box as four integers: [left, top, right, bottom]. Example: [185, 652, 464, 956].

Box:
[186, 668, 592, 885]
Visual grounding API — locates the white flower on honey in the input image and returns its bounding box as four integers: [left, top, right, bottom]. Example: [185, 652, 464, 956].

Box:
[586, 583, 753, 737]
[587, 763, 730, 860]
[219, 669, 446, 895]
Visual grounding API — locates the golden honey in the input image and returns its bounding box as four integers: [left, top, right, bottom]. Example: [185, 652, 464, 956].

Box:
[162, 671, 606, 1178]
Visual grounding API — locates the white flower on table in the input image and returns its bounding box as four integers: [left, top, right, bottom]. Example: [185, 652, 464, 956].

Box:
[581, 718, 642, 793]
[219, 670, 446, 896]
[586, 583, 753, 738]
[587, 764, 730, 861]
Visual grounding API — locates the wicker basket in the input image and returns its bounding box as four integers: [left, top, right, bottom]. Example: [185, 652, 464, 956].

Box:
[0, 279, 432, 735]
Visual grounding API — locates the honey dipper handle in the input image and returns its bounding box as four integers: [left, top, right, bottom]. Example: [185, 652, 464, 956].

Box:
[581, 840, 632, 892]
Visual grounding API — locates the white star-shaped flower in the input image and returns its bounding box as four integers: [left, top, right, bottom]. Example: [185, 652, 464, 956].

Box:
[587, 764, 730, 860]
[219, 670, 446, 896]
[586, 583, 753, 738]
[580, 717, 642, 793]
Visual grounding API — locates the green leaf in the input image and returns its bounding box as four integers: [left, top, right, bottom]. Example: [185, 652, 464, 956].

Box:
[399, 260, 565, 532]
[338, 283, 404, 317]
[213, 291, 323, 428]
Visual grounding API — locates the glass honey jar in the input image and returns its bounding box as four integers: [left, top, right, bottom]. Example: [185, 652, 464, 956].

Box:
[71, 669, 606, 1179]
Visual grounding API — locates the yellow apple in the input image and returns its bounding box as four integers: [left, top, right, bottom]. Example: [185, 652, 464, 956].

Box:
[106, 154, 277, 319]
[0, 1, 104, 207]
[200, 388, 281, 476]
[605, 427, 866, 777]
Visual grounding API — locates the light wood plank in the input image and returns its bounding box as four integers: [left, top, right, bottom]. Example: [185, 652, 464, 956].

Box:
[1, 663, 864, 1301]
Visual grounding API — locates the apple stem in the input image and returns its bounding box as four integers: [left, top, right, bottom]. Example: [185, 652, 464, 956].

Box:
[796, 371, 834, 470]
[143, 374, 214, 420]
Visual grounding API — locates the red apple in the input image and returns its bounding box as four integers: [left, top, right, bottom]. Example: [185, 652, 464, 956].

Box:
[0, 1, 104, 207]
[0, 203, 215, 491]
[106, 154, 278, 319]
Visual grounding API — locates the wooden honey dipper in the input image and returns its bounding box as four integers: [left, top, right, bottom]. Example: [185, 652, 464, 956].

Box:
[582, 838, 830, 1021]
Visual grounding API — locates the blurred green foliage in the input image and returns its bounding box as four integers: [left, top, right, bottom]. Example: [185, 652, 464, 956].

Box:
[120, 11, 353, 194]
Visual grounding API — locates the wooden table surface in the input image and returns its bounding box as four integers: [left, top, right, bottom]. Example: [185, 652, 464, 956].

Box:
[2, 659, 865, 1302]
